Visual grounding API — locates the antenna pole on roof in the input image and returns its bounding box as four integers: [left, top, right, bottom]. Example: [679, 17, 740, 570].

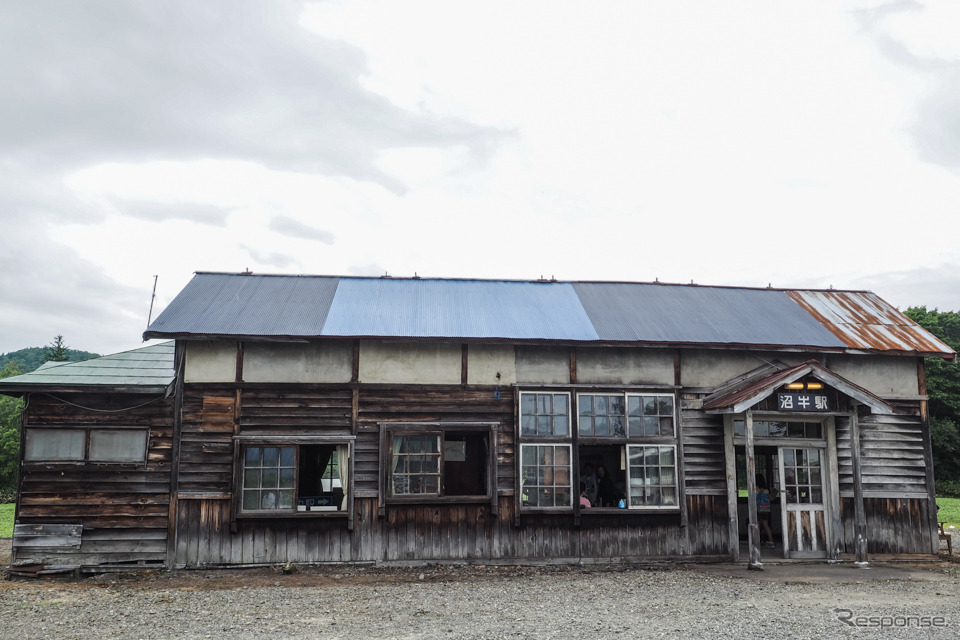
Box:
[146, 275, 158, 332]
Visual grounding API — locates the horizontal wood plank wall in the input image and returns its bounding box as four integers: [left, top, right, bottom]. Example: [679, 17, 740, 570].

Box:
[680, 405, 726, 495]
[858, 413, 928, 498]
[16, 393, 174, 568]
[174, 384, 730, 566]
[356, 386, 515, 494]
[835, 415, 854, 497]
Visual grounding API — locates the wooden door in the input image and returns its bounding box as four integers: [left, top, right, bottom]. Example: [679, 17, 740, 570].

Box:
[779, 447, 828, 558]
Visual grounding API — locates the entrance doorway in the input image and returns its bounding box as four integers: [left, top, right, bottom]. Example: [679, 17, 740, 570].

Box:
[779, 447, 828, 558]
[732, 417, 833, 560]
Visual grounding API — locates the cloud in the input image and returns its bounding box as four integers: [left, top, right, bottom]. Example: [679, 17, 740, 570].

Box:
[269, 216, 335, 244]
[0, 0, 507, 353]
[115, 200, 231, 226]
[854, 0, 960, 170]
[851, 264, 960, 312]
[0, 0, 503, 186]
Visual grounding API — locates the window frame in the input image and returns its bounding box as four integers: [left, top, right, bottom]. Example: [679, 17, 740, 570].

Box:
[519, 388, 681, 515]
[625, 444, 679, 510]
[379, 422, 498, 510]
[233, 435, 354, 520]
[23, 426, 150, 466]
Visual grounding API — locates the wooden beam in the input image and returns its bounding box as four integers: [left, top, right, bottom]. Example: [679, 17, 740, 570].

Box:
[461, 344, 468, 386]
[826, 415, 842, 561]
[745, 411, 762, 569]
[569, 348, 577, 384]
[850, 409, 868, 563]
[723, 415, 739, 562]
[351, 340, 360, 384]
[918, 358, 940, 554]
[166, 342, 185, 570]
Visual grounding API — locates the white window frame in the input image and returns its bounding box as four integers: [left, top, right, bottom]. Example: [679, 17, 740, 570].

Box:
[625, 393, 677, 438]
[519, 443, 574, 509]
[625, 444, 679, 510]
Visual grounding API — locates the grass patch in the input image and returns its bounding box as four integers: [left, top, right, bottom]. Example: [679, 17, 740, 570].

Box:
[936, 496, 960, 529]
[0, 503, 13, 538]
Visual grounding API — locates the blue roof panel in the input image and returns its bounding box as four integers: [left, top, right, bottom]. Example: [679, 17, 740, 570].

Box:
[322, 278, 599, 340]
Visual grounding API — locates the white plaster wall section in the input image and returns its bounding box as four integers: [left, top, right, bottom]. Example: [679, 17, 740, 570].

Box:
[243, 341, 353, 383]
[680, 349, 807, 389]
[576, 347, 674, 385]
[184, 341, 237, 383]
[514, 346, 570, 384]
[358, 341, 461, 384]
[467, 344, 517, 386]
[827, 355, 919, 398]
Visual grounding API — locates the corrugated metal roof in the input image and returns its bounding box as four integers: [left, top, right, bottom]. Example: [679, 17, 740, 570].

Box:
[786, 291, 954, 357]
[142, 272, 956, 359]
[0, 342, 175, 392]
[573, 283, 845, 347]
[145, 273, 339, 337]
[323, 278, 598, 340]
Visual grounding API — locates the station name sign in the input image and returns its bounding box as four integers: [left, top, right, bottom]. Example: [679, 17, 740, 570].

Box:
[778, 393, 830, 412]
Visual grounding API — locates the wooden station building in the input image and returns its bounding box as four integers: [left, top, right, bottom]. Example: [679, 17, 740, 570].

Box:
[1, 272, 955, 572]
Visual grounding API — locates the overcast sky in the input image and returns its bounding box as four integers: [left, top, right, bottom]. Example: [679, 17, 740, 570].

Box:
[2, 0, 959, 356]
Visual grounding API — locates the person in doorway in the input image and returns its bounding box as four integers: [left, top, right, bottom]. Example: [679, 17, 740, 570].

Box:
[596, 464, 617, 507]
[579, 482, 591, 508]
[756, 474, 775, 548]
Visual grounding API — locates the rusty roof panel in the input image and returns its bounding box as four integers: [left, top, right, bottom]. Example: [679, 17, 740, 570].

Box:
[786, 291, 954, 359]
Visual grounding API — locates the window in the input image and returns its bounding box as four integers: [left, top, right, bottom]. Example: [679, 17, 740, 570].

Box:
[627, 394, 675, 437]
[626, 445, 678, 508]
[238, 441, 350, 515]
[579, 394, 625, 437]
[383, 424, 495, 502]
[733, 420, 823, 439]
[520, 444, 572, 507]
[24, 428, 149, 463]
[520, 392, 570, 437]
[519, 390, 679, 512]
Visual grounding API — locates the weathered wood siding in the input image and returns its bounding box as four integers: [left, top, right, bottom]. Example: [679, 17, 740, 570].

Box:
[173, 383, 730, 567]
[834, 405, 936, 555]
[15, 392, 174, 568]
[680, 404, 726, 496]
[838, 497, 935, 555]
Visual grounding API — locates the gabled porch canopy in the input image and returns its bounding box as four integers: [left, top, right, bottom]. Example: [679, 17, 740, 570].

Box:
[701, 360, 895, 416]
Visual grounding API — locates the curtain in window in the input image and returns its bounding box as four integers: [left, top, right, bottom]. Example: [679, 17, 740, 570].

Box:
[337, 444, 349, 511]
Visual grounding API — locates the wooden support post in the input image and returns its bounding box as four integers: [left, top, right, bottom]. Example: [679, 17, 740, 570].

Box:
[461, 344, 469, 386]
[745, 411, 763, 569]
[723, 415, 739, 562]
[918, 359, 941, 555]
[849, 409, 868, 564]
[569, 348, 577, 384]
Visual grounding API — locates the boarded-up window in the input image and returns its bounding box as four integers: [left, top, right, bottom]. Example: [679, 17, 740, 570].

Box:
[25, 429, 85, 461]
[89, 430, 149, 463]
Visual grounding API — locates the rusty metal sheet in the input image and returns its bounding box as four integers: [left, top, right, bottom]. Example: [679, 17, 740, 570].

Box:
[786, 291, 954, 359]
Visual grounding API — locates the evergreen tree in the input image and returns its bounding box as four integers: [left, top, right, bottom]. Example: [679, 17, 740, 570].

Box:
[43, 334, 70, 362]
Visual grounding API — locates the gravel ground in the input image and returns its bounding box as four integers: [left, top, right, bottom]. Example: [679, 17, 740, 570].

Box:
[2, 537, 960, 639]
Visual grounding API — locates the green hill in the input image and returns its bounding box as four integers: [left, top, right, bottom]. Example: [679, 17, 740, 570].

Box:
[0, 346, 101, 375]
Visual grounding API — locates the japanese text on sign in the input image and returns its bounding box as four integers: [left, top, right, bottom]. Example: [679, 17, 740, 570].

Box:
[778, 393, 830, 411]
